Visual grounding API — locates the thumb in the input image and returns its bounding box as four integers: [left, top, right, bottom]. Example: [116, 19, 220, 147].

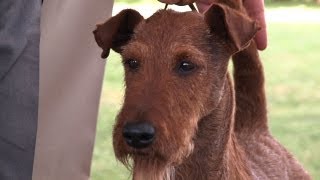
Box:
[243, 0, 267, 50]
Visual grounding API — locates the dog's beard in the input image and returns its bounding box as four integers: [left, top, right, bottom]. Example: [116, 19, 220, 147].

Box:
[133, 157, 176, 180]
[114, 134, 195, 180]
[131, 142, 194, 180]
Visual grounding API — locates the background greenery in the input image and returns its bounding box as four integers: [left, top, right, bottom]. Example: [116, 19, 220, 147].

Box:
[91, 1, 320, 179]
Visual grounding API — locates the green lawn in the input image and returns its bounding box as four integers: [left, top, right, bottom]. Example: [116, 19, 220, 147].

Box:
[90, 5, 320, 180]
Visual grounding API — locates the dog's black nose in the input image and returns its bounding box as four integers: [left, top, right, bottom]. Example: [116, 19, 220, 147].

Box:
[123, 122, 155, 149]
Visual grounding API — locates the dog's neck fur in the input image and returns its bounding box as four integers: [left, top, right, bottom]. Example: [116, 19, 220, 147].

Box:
[171, 73, 251, 180]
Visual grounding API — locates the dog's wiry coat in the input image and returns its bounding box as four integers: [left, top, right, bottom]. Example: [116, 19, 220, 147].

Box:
[93, 0, 311, 179]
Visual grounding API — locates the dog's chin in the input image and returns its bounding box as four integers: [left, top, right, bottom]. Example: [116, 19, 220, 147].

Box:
[129, 146, 194, 180]
[117, 148, 165, 166]
[131, 153, 176, 180]
[116, 141, 195, 175]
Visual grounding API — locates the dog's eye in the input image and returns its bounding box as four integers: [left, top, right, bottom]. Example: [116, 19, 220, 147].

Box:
[178, 61, 196, 74]
[125, 59, 140, 70]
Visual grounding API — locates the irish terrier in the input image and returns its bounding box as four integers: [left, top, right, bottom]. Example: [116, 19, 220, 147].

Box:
[93, 0, 311, 179]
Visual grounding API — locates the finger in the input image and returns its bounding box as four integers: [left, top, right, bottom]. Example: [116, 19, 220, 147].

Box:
[243, 0, 267, 50]
[254, 23, 267, 50]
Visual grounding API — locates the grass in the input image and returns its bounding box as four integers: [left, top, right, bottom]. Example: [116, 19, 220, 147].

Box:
[90, 4, 320, 180]
[264, 23, 320, 179]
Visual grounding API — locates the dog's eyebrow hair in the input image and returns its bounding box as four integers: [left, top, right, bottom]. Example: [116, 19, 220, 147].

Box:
[122, 41, 149, 56]
[171, 44, 205, 61]
[128, 41, 149, 49]
[171, 43, 199, 51]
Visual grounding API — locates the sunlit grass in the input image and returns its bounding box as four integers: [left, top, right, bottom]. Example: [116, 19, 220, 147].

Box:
[263, 23, 320, 179]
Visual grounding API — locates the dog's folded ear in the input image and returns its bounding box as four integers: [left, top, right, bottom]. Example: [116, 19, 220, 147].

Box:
[204, 4, 260, 53]
[93, 9, 144, 58]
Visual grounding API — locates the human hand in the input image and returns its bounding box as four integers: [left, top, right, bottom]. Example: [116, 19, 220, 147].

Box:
[196, 0, 267, 50]
[242, 0, 267, 50]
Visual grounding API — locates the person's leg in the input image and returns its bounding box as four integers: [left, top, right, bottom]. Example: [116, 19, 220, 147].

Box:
[32, 0, 113, 179]
[0, 0, 41, 179]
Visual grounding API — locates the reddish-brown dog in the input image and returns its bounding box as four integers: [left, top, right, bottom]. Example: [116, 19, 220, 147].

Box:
[93, 0, 311, 179]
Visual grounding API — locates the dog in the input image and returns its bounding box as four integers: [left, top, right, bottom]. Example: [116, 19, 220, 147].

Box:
[93, 0, 311, 179]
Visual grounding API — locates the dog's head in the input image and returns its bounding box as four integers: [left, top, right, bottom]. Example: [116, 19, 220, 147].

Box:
[94, 4, 258, 179]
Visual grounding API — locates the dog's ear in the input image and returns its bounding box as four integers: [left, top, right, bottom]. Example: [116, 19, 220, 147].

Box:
[93, 9, 144, 58]
[204, 4, 260, 53]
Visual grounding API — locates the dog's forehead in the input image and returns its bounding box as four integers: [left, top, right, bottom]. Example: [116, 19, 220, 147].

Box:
[145, 9, 203, 26]
[133, 10, 209, 45]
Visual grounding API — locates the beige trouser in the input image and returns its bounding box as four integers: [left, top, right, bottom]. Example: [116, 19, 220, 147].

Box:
[32, 0, 113, 179]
